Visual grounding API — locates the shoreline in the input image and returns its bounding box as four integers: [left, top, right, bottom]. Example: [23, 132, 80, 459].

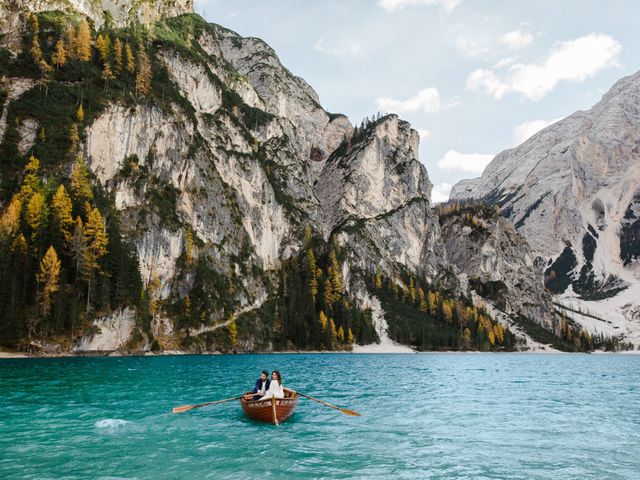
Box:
[2, 348, 638, 359]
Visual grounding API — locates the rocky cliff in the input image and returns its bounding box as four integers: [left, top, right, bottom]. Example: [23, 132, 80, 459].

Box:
[451, 72, 640, 347]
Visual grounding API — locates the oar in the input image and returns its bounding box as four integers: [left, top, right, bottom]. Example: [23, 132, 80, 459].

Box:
[296, 391, 361, 416]
[172, 395, 243, 414]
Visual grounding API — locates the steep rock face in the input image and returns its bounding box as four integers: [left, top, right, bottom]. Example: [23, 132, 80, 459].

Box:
[451, 71, 640, 344]
[1, 0, 193, 35]
[316, 116, 447, 280]
[439, 209, 557, 333]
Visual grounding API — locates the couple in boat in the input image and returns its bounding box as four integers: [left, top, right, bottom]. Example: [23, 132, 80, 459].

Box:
[245, 370, 285, 401]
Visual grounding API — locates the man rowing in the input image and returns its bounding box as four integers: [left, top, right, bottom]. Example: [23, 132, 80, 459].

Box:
[244, 370, 271, 401]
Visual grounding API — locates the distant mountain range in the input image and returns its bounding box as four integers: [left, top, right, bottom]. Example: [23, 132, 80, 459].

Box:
[452, 71, 640, 347]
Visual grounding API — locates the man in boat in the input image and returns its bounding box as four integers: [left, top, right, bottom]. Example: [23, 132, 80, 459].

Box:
[244, 370, 271, 401]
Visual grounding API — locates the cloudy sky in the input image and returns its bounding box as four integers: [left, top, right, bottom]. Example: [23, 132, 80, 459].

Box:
[193, 0, 638, 202]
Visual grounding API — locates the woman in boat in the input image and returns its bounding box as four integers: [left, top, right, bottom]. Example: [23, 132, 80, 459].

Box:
[259, 370, 284, 400]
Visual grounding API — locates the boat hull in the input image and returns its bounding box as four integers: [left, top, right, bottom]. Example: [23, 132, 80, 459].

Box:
[240, 392, 297, 425]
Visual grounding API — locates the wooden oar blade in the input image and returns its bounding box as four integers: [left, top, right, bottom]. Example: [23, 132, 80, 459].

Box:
[341, 408, 361, 416]
[172, 405, 195, 414]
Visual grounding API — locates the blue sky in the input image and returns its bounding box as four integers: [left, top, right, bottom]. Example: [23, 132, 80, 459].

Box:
[193, 0, 639, 201]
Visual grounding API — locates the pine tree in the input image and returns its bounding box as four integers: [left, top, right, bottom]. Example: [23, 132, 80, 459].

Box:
[319, 310, 328, 330]
[51, 39, 67, 68]
[409, 277, 416, 304]
[76, 19, 92, 61]
[303, 224, 312, 246]
[113, 37, 123, 75]
[76, 104, 84, 123]
[227, 318, 238, 349]
[70, 156, 93, 203]
[37, 246, 61, 318]
[51, 184, 74, 245]
[26, 191, 48, 244]
[323, 277, 333, 309]
[95, 34, 106, 61]
[442, 302, 453, 323]
[96, 34, 114, 82]
[0, 196, 22, 239]
[184, 229, 195, 266]
[64, 25, 77, 60]
[337, 325, 345, 343]
[70, 216, 85, 279]
[135, 42, 152, 97]
[69, 123, 80, 151]
[306, 249, 318, 301]
[102, 61, 115, 82]
[125, 42, 136, 74]
[329, 319, 338, 346]
[29, 14, 42, 63]
[347, 327, 354, 344]
[82, 207, 108, 313]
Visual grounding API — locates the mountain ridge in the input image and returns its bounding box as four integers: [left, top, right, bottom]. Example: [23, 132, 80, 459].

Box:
[1, 2, 629, 354]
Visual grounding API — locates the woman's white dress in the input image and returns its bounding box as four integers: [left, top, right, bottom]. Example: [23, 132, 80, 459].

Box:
[259, 379, 284, 400]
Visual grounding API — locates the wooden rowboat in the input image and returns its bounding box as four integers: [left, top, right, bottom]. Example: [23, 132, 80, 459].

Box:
[240, 388, 298, 425]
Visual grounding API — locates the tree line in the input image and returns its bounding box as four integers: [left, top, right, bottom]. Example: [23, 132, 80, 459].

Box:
[370, 269, 517, 351]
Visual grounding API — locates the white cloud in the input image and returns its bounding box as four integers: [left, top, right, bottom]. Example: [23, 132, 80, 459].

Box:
[456, 36, 491, 59]
[437, 150, 494, 173]
[378, 0, 460, 13]
[467, 33, 622, 101]
[376, 88, 441, 114]
[512, 117, 562, 145]
[431, 182, 453, 203]
[502, 29, 534, 50]
[314, 37, 365, 57]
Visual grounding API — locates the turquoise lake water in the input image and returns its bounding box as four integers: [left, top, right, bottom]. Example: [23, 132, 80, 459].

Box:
[1, 353, 639, 479]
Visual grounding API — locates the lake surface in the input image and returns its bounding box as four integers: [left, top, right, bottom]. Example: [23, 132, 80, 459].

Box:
[1, 353, 639, 479]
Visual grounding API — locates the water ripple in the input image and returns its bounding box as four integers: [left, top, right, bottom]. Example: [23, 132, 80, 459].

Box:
[0, 354, 639, 479]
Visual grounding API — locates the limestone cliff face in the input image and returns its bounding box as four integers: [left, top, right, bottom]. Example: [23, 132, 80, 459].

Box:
[439, 208, 558, 334]
[316, 116, 447, 280]
[1, 0, 193, 32]
[451, 71, 640, 345]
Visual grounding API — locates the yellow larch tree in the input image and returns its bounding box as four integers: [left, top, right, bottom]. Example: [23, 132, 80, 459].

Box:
[70, 216, 85, 278]
[0, 196, 22, 239]
[125, 42, 136, 74]
[82, 207, 108, 313]
[37, 246, 61, 318]
[64, 24, 77, 60]
[76, 104, 84, 123]
[76, 19, 92, 61]
[319, 310, 328, 330]
[113, 37, 123, 76]
[70, 156, 93, 204]
[51, 184, 74, 245]
[26, 191, 48, 244]
[135, 42, 152, 96]
[51, 39, 67, 68]
[227, 317, 238, 349]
